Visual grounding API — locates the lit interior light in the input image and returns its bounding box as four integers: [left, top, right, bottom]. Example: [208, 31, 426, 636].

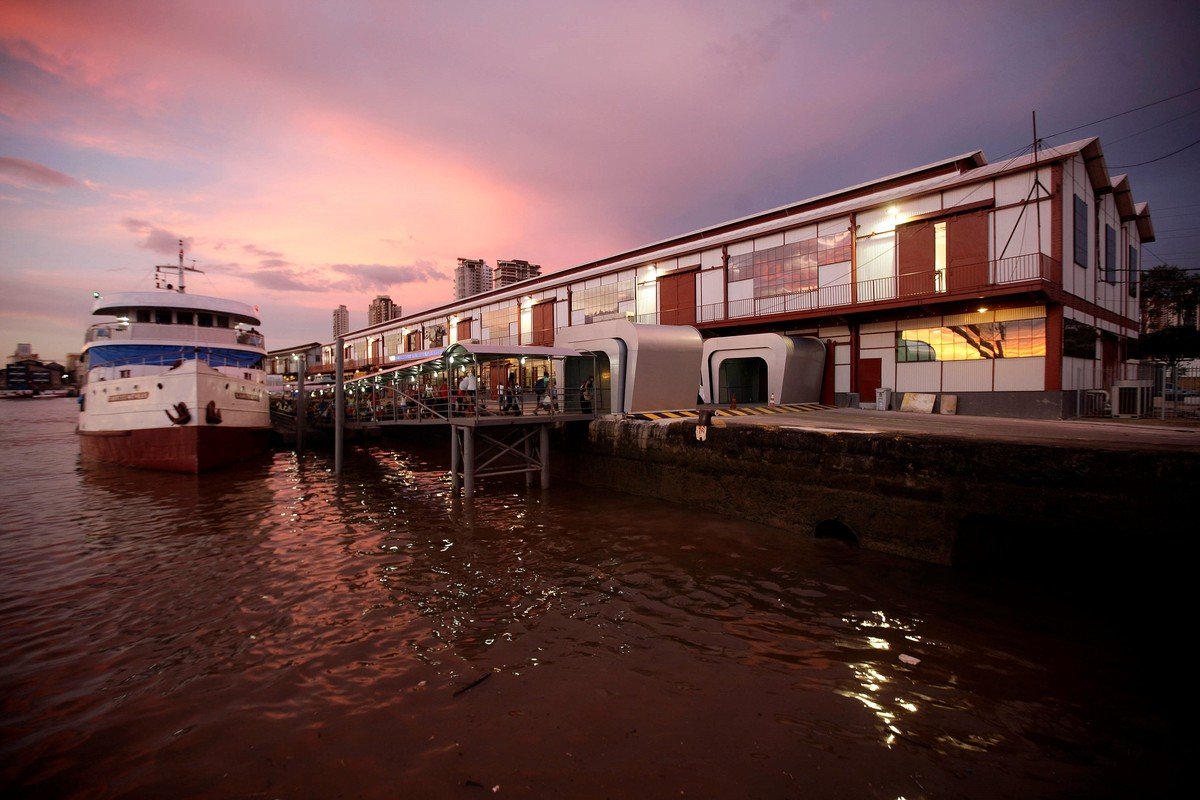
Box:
[977, 306, 989, 313]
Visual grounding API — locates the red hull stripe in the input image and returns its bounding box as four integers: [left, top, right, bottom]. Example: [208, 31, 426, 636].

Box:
[79, 426, 271, 473]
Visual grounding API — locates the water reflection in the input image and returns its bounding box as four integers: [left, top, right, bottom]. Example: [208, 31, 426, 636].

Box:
[0, 402, 1179, 798]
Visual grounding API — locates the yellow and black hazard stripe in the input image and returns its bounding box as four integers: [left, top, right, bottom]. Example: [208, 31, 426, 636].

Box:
[633, 403, 828, 421]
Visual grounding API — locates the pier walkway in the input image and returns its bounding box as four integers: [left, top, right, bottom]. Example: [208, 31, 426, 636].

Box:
[285, 342, 600, 497]
[638, 403, 1200, 453]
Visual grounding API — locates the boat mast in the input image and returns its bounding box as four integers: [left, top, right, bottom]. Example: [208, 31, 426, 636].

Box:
[155, 239, 204, 293]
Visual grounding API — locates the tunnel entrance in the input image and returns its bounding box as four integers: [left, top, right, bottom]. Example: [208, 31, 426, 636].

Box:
[718, 357, 768, 403]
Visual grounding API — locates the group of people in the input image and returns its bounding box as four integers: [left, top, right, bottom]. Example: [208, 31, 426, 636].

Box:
[303, 370, 598, 422]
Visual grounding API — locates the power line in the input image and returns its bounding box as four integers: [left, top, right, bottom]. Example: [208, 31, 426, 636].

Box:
[1043, 86, 1200, 140]
[1106, 107, 1200, 146]
[1111, 137, 1200, 168]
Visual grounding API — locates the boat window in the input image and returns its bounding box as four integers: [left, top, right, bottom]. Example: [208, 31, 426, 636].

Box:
[177, 311, 193, 325]
[198, 313, 214, 327]
[216, 315, 229, 328]
[155, 309, 171, 324]
[137, 309, 151, 323]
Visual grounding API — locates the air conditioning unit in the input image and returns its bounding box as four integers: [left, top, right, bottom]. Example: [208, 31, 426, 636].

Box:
[1111, 380, 1152, 418]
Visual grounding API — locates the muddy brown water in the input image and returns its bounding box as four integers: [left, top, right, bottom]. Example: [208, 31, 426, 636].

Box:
[0, 400, 1182, 798]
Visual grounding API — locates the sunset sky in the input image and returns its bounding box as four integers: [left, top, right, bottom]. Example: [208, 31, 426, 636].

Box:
[3, 0, 1199, 362]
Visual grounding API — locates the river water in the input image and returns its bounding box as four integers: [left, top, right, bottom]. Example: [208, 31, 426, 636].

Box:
[0, 399, 1180, 798]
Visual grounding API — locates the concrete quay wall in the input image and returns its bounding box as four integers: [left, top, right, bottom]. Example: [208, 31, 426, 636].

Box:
[557, 418, 1199, 567]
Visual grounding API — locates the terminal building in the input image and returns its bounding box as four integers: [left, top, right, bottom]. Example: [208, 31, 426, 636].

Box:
[312, 137, 1153, 419]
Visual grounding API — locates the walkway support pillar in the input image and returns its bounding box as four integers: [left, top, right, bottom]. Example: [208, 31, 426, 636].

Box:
[296, 354, 306, 454]
[540, 423, 551, 489]
[524, 434, 534, 488]
[450, 426, 461, 494]
[463, 426, 475, 499]
[335, 338, 344, 478]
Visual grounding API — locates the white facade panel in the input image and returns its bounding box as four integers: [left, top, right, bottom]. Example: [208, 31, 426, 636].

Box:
[784, 224, 818, 243]
[728, 278, 754, 302]
[856, 207, 891, 236]
[896, 362, 941, 392]
[860, 332, 895, 349]
[755, 232, 785, 250]
[994, 169, 1044, 207]
[993, 205, 1047, 260]
[942, 181, 993, 209]
[835, 364, 850, 393]
[701, 248, 723, 269]
[860, 320, 896, 334]
[892, 193, 942, 224]
[699, 268, 724, 308]
[727, 239, 753, 257]
[819, 261, 852, 307]
[994, 357, 1045, 391]
[653, 258, 678, 274]
[856, 232, 896, 302]
[942, 360, 993, 392]
[819, 325, 850, 339]
[818, 216, 852, 236]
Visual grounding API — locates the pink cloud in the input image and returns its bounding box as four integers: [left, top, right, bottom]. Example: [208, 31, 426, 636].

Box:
[0, 156, 80, 189]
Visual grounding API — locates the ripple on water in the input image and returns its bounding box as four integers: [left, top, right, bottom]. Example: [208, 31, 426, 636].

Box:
[0, 400, 1180, 798]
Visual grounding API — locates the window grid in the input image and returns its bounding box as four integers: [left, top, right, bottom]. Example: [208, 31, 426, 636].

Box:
[728, 232, 848, 298]
[897, 318, 1047, 362]
[573, 279, 634, 323]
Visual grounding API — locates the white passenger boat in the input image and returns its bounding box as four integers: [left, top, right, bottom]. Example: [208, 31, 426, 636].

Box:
[77, 248, 271, 472]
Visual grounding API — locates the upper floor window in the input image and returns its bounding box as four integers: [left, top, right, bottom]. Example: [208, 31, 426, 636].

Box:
[1127, 246, 1139, 298]
[571, 279, 634, 325]
[155, 309, 171, 324]
[1073, 195, 1088, 268]
[1105, 225, 1117, 284]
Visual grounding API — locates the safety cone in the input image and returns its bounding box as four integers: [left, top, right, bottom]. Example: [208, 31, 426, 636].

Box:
[769, 393, 777, 407]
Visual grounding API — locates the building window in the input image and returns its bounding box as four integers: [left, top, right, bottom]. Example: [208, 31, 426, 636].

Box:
[1105, 225, 1116, 283]
[1127, 246, 1138, 298]
[897, 318, 1046, 362]
[729, 240, 817, 297]
[481, 303, 520, 344]
[1073, 195, 1088, 268]
[934, 221, 948, 292]
[1063, 319, 1097, 359]
[571, 279, 634, 324]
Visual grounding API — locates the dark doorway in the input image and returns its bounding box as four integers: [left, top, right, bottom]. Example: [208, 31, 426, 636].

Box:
[717, 357, 767, 403]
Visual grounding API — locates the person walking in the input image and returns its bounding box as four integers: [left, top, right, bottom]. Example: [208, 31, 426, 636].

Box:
[580, 375, 594, 415]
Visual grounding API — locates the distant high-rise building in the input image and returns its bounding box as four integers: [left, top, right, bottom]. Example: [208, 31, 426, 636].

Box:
[333, 304, 350, 338]
[368, 295, 400, 326]
[455, 258, 493, 299]
[494, 259, 541, 288]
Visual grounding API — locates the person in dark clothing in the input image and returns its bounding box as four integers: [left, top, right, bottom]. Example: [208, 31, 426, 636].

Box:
[580, 375, 594, 415]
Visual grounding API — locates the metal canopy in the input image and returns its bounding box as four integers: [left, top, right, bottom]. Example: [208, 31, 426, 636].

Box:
[445, 342, 583, 359]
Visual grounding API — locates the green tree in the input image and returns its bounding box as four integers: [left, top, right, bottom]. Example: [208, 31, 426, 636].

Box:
[1137, 265, 1200, 371]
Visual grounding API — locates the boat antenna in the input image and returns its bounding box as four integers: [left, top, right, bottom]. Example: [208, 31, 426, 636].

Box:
[155, 238, 204, 293]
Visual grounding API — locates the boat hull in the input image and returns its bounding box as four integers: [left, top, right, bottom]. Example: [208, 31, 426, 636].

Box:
[78, 359, 271, 473]
[79, 424, 271, 473]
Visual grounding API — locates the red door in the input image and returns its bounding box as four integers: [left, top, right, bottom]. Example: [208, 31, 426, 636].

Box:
[948, 211, 989, 291]
[897, 221, 936, 297]
[531, 301, 555, 346]
[658, 270, 696, 326]
[857, 357, 882, 404]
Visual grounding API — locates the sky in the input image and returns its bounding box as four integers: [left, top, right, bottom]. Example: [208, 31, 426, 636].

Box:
[2, 0, 1200, 363]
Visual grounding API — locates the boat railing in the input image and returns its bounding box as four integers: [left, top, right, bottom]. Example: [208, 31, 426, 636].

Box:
[85, 323, 262, 348]
[87, 351, 265, 372]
